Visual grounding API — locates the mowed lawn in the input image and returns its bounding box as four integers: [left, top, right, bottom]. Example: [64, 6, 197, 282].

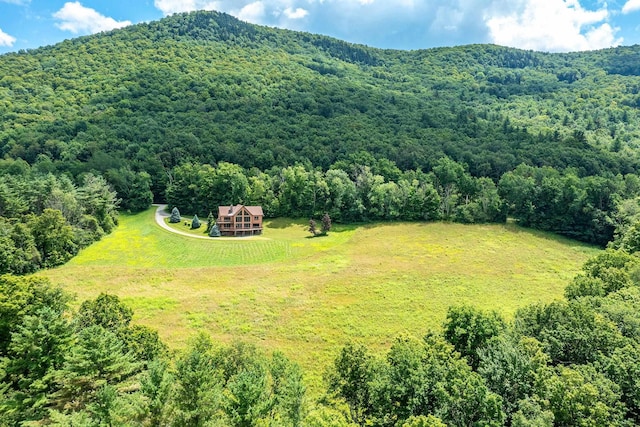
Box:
[38, 208, 600, 389]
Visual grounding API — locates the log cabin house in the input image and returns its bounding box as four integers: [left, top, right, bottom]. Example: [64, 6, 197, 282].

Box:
[217, 205, 263, 236]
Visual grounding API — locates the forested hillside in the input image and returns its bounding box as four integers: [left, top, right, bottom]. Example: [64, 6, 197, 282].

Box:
[2, 11, 640, 184]
[1, 10, 640, 265]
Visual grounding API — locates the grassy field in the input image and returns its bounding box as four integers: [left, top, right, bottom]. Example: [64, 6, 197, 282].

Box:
[38, 208, 600, 391]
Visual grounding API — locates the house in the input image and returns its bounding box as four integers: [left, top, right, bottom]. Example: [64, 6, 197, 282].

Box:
[217, 205, 264, 236]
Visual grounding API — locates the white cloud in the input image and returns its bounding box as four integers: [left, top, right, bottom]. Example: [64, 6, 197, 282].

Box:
[485, 0, 622, 52]
[53, 2, 132, 34]
[283, 7, 309, 19]
[154, 0, 221, 15]
[237, 1, 266, 23]
[622, 0, 640, 13]
[0, 28, 16, 46]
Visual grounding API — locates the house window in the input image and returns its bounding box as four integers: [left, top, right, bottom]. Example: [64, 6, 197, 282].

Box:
[244, 224, 250, 229]
[236, 224, 241, 229]
[244, 216, 250, 222]
[253, 223, 260, 228]
[254, 216, 259, 220]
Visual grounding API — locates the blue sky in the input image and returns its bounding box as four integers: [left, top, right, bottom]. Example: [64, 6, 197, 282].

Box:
[1, 0, 640, 55]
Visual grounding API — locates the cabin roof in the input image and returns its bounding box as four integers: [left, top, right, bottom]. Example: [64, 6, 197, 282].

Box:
[218, 205, 263, 217]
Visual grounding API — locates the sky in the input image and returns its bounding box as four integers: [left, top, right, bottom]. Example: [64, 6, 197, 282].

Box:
[1, 0, 640, 55]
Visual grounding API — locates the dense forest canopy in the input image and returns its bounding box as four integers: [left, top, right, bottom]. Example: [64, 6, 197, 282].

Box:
[1, 11, 640, 186]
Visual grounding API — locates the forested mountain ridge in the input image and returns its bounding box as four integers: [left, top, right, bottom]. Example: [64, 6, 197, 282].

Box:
[1, 10, 640, 189]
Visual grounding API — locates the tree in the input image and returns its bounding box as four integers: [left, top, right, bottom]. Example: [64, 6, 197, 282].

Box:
[0, 307, 73, 422]
[321, 213, 332, 235]
[29, 208, 77, 268]
[77, 174, 119, 234]
[75, 293, 133, 333]
[384, 335, 504, 426]
[543, 364, 626, 426]
[309, 219, 317, 236]
[209, 223, 221, 237]
[0, 275, 69, 355]
[169, 206, 181, 223]
[514, 300, 624, 365]
[55, 325, 140, 410]
[327, 342, 377, 425]
[205, 211, 215, 233]
[191, 214, 201, 229]
[443, 305, 506, 370]
[478, 336, 552, 422]
[270, 351, 306, 427]
[140, 359, 173, 427]
[171, 333, 222, 426]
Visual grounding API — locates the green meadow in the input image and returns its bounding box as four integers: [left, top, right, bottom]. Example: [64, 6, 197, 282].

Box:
[38, 208, 600, 389]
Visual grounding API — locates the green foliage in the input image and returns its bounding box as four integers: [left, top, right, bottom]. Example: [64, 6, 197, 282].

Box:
[514, 299, 624, 365]
[0, 170, 119, 274]
[443, 305, 506, 370]
[171, 333, 223, 426]
[54, 325, 140, 411]
[499, 165, 619, 245]
[209, 223, 221, 237]
[0, 11, 638, 241]
[328, 336, 505, 426]
[169, 206, 181, 223]
[0, 275, 69, 355]
[0, 307, 73, 422]
[206, 211, 215, 233]
[565, 249, 639, 299]
[29, 209, 77, 268]
[75, 293, 133, 332]
[477, 336, 552, 422]
[543, 364, 626, 426]
[191, 214, 201, 229]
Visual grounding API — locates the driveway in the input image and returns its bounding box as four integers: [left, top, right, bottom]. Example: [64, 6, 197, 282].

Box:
[153, 204, 264, 240]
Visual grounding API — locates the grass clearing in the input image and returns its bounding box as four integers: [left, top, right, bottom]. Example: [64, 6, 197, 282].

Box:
[38, 208, 600, 392]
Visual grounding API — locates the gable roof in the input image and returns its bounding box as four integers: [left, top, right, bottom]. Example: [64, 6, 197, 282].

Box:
[218, 205, 263, 217]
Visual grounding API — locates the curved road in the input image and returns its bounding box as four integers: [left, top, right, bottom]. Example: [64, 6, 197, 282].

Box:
[154, 204, 263, 240]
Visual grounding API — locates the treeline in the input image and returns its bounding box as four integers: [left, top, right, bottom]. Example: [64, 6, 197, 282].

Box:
[0, 159, 119, 274]
[166, 157, 640, 246]
[4, 247, 640, 425]
[166, 157, 503, 225]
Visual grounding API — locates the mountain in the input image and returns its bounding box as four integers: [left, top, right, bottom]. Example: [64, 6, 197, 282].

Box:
[1, 10, 640, 198]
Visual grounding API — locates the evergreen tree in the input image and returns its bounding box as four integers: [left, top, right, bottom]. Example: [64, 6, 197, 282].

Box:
[169, 207, 181, 224]
[54, 325, 140, 410]
[191, 215, 201, 230]
[205, 212, 215, 233]
[209, 223, 221, 237]
[0, 307, 73, 423]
